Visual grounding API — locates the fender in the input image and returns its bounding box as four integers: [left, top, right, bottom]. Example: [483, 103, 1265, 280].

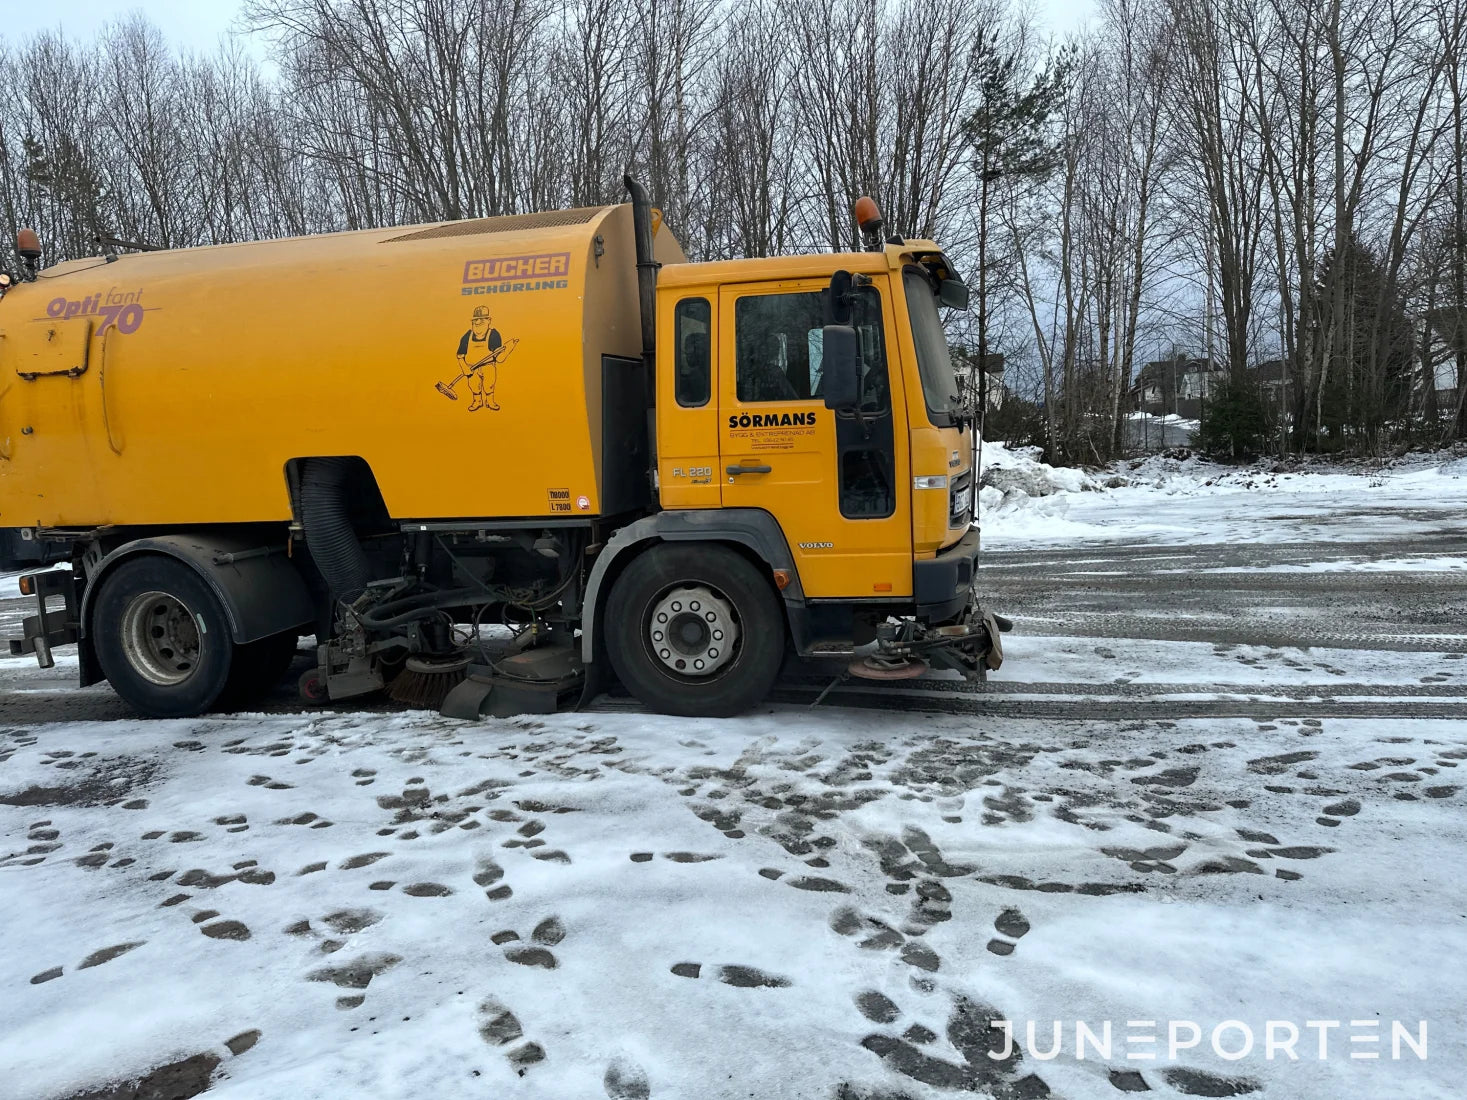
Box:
[581, 508, 805, 663]
[78, 533, 314, 686]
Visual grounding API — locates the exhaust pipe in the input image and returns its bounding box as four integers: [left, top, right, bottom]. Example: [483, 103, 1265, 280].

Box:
[624, 174, 661, 488]
[624, 174, 659, 399]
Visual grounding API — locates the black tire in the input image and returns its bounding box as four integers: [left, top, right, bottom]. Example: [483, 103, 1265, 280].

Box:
[220, 630, 300, 708]
[92, 556, 238, 718]
[604, 544, 785, 717]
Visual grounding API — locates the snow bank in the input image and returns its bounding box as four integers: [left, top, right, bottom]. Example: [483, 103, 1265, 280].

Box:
[975, 443, 1114, 542]
[978, 441, 1467, 548]
[980, 442, 1101, 499]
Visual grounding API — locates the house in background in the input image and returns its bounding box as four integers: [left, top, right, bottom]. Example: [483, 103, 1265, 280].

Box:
[1250, 358, 1291, 399]
[1130, 356, 1221, 418]
[1245, 355, 1460, 420]
[951, 348, 1005, 410]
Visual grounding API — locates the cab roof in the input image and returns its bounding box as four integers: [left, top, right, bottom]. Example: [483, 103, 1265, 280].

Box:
[658, 240, 948, 289]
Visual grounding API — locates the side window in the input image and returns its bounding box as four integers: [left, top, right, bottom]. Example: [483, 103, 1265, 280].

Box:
[840, 287, 894, 518]
[735, 292, 824, 402]
[850, 287, 889, 414]
[675, 297, 711, 407]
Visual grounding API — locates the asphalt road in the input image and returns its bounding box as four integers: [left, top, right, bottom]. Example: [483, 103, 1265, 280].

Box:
[978, 531, 1467, 651]
[3, 531, 1465, 724]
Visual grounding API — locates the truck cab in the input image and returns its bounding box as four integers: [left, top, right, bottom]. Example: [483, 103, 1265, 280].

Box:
[653, 243, 979, 645]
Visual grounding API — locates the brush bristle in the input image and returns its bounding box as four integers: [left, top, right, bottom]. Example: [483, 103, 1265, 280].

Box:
[387, 667, 468, 709]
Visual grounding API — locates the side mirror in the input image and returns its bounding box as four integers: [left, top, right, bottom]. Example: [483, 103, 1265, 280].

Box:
[821, 325, 859, 412]
[939, 279, 970, 311]
[825, 269, 853, 325]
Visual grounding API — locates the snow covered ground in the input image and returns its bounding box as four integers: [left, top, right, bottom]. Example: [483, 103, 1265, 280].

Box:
[978, 443, 1467, 551]
[2, 448, 1466, 1100]
[3, 709, 1462, 1100]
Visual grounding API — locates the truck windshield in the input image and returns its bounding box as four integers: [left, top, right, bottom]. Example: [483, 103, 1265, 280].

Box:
[903, 268, 959, 423]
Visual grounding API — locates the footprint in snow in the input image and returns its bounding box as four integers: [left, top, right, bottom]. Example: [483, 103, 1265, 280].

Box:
[215, 814, 249, 833]
[1163, 1066, 1260, 1096]
[1109, 1069, 1152, 1092]
[853, 992, 1046, 1097]
[474, 856, 512, 901]
[496, 916, 565, 968]
[854, 990, 900, 1024]
[669, 963, 790, 988]
[477, 998, 546, 1075]
[306, 950, 401, 1011]
[190, 909, 251, 940]
[79, 942, 145, 970]
[340, 852, 390, 870]
[904, 879, 952, 934]
[986, 906, 1030, 957]
[604, 1057, 651, 1099]
[829, 905, 941, 977]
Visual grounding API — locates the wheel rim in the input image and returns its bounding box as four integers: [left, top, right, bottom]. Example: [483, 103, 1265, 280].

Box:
[647, 584, 739, 678]
[120, 590, 202, 686]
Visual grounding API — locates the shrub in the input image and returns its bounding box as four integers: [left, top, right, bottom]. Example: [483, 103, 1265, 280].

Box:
[1196, 376, 1270, 459]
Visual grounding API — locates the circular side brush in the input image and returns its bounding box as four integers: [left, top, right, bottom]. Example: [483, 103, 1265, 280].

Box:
[387, 654, 470, 709]
[848, 653, 928, 680]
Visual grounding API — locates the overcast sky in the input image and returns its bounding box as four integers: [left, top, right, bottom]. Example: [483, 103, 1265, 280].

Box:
[5, 0, 1098, 55]
[6, 1, 255, 52]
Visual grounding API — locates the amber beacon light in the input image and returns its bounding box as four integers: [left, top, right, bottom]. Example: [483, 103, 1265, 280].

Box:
[854, 196, 885, 251]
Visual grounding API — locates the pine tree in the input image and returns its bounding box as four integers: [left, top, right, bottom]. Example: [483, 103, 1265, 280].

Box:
[1197, 375, 1270, 459]
[961, 39, 1071, 418]
[1308, 235, 1414, 450]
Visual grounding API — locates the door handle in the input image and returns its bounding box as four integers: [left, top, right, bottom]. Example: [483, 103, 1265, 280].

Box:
[727, 464, 772, 476]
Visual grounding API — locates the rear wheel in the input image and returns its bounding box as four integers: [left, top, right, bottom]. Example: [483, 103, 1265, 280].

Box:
[605, 544, 785, 717]
[93, 557, 237, 717]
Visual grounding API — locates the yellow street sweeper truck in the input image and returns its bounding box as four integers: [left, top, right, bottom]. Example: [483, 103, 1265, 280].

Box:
[1, 179, 1005, 718]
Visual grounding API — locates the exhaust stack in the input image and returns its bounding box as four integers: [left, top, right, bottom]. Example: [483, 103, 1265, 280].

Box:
[624, 175, 659, 387]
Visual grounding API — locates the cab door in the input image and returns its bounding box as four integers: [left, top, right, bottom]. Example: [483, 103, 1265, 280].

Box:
[717, 278, 911, 598]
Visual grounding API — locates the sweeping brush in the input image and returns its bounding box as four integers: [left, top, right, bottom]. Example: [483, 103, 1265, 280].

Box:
[387, 654, 470, 710]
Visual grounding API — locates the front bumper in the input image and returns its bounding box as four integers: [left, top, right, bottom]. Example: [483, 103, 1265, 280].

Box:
[913, 527, 980, 622]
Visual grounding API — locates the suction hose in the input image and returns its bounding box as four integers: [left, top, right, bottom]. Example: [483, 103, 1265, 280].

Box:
[299, 457, 371, 607]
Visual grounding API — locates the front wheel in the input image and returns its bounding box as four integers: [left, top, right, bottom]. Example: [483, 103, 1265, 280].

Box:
[604, 544, 785, 717]
[92, 556, 237, 717]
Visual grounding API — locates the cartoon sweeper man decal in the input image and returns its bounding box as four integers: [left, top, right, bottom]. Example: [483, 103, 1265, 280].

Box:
[437, 305, 519, 410]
